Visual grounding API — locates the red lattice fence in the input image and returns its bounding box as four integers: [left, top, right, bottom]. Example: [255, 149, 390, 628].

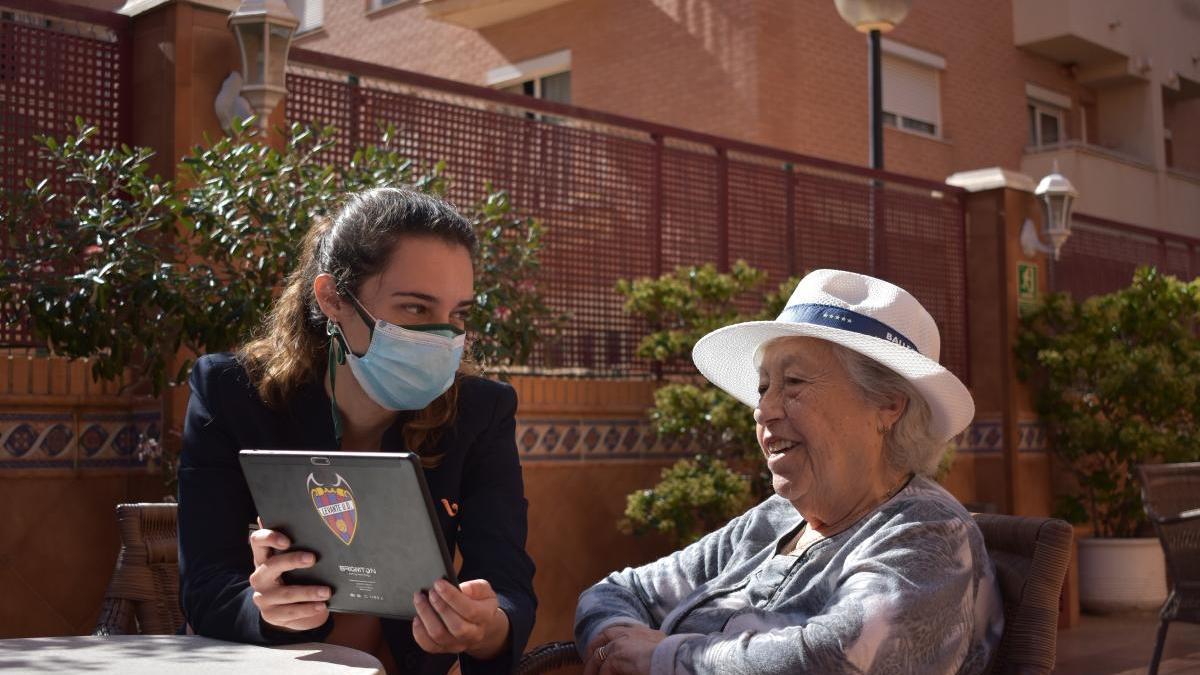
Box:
[283, 49, 968, 379]
[0, 0, 131, 347]
[1051, 213, 1200, 299]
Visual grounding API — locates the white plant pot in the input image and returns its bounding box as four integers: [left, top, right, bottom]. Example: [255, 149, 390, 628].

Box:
[1077, 536, 1168, 613]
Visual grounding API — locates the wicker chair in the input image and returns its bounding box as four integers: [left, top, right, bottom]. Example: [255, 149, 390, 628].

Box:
[1137, 462, 1200, 675]
[93, 502, 185, 635]
[514, 513, 1073, 675]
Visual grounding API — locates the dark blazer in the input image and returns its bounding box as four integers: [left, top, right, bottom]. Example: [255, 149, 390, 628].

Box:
[177, 353, 536, 675]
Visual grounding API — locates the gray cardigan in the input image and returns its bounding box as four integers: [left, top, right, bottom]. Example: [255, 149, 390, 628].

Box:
[575, 476, 1003, 675]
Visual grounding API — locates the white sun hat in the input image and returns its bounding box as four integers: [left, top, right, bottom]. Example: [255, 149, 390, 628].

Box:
[691, 268, 974, 443]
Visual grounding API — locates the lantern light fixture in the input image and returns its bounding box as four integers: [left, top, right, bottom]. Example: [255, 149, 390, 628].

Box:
[228, 0, 298, 131]
[1021, 163, 1079, 260]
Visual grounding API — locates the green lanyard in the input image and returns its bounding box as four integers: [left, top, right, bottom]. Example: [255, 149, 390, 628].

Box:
[326, 322, 348, 447]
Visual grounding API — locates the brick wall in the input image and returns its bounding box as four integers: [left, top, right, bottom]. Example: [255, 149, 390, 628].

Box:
[292, 0, 1100, 182]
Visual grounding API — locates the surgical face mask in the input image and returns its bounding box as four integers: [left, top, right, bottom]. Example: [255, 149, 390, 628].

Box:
[325, 293, 465, 441]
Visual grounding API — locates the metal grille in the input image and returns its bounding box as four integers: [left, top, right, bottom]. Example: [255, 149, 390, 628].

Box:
[1051, 213, 1199, 300]
[0, 2, 130, 347]
[286, 50, 969, 380]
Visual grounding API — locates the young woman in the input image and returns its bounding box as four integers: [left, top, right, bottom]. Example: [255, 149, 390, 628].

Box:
[178, 187, 536, 675]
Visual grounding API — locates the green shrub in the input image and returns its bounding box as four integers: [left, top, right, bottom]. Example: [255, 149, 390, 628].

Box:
[621, 455, 753, 545]
[0, 118, 563, 392]
[1016, 267, 1200, 537]
[616, 262, 800, 545]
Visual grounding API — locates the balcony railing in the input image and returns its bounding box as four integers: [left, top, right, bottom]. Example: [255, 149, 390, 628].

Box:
[1022, 142, 1200, 238]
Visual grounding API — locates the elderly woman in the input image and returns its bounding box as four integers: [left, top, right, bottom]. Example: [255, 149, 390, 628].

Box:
[575, 269, 1003, 675]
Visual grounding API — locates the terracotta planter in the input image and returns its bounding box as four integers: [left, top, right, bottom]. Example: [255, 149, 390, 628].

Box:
[1077, 536, 1168, 613]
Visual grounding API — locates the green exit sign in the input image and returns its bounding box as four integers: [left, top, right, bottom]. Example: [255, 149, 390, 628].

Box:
[1018, 262, 1039, 313]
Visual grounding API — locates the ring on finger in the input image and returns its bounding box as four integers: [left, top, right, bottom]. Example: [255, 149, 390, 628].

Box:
[595, 644, 611, 662]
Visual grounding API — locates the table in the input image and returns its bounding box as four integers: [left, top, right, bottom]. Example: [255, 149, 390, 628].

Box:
[0, 635, 384, 674]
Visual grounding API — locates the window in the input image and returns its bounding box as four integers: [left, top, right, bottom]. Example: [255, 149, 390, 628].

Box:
[488, 50, 573, 105]
[285, 0, 322, 34]
[1027, 101, 1064, 147]
[880, 40, 944, 138]
[499, 71, 571, 104]
[1025, 84, 1072, 149]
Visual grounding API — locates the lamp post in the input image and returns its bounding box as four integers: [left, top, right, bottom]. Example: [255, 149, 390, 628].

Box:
[1021, 164, 1078, 260]
[228, 0, 298, 131]
[833, 0, 912, 170]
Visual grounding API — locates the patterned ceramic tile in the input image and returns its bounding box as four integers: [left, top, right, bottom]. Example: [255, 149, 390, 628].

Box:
[952, 417, 1047, 454]
[516, 415, 1049, 463]
[515, 418, 689, 462]
[0, 408, 161, 471]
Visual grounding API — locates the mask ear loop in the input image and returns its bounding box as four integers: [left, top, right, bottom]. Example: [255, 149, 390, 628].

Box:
[345, 291, 378, 341]
[326, 321, 348, 446]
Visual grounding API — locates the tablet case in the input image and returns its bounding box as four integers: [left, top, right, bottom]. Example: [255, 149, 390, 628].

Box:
[238, 450, 456, 620]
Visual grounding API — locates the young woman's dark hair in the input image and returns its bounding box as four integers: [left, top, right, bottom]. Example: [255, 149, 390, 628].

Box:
[239, 187, 477, 460]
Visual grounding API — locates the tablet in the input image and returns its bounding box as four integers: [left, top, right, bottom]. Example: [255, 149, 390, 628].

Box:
[238, 450, 456, 620]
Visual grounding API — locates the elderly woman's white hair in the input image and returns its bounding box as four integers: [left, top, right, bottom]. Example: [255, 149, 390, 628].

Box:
[829, 343, 944, 476]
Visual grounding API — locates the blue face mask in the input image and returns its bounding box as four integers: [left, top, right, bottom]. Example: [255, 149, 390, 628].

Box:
[326, 294, 465, 442]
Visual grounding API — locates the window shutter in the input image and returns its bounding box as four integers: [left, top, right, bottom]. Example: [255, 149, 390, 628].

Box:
[882, 55, 939, 127]
[285, 0, 323, 34]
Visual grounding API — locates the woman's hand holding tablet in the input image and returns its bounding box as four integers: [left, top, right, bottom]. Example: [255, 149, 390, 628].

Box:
[248, 521, 332, 632]
[412, 578, 511, 659]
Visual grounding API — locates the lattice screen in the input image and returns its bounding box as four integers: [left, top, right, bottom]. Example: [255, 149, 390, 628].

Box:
[286, 64, 970, 379]
[1052, 215, 1198, 300]
[0, 8, 128, 347]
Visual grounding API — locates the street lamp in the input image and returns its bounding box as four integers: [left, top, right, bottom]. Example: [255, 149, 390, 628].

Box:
[1021, 164, 1079, 260]
[834, 0, 912, 170]
[228, 0, 298, 131]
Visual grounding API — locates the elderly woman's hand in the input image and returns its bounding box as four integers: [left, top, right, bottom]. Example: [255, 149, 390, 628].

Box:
[584, 624, 667, 675]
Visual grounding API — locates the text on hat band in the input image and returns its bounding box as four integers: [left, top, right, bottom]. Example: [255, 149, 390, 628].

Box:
[778, 303, 919, 353]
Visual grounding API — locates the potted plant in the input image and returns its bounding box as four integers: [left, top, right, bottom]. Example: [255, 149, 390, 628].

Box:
[1017, 267, 1200, 612]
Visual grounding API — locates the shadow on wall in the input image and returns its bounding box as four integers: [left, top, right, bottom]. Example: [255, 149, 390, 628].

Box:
[522, 461, 678, 647]
[477, 0, 752, 136]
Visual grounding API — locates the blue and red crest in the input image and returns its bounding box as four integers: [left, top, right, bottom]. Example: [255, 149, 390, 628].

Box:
[308, 473, 357, 545]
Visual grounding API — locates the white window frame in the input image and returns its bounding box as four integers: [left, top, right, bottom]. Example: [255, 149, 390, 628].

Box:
[1026, 83, 1072, 148]
[487, 49, 572, 95]
[370, 0, 408, 10]
[285, 0, 323, 35]
[880, 38, 944, 139]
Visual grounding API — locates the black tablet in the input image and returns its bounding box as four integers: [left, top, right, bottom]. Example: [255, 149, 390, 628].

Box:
[238, 450, 456, 620]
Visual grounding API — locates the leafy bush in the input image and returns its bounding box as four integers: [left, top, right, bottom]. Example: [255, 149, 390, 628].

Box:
[616, 262, 800, 545]
[1016, 267, 1200, 537]
[0, 119, 562, 391]
[620, 455, 753, 545]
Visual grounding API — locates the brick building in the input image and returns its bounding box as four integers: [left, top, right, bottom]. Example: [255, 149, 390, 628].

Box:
[70, 0, 1200, 234]
[275, 0, 1200, 236]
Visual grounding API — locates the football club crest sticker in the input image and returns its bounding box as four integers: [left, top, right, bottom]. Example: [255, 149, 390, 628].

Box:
[308, 473, 357, 545]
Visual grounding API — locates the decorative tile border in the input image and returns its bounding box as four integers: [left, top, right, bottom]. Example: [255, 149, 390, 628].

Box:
[0, 407, 1048, 470]
[516, 418, 692, 462]
[952, 417, 1048, 454]
[517, 415, 1049, 462]
[0, 408, 160, 471]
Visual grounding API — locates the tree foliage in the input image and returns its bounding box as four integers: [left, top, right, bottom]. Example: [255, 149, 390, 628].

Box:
[616, 261, 800, 545]
[0, 118, 563, 392]
[620, 455, 753, 545]
[1016, 267, 1200, 537]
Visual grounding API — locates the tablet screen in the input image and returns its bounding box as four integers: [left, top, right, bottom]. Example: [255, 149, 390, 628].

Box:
[239, 450, 456, 620]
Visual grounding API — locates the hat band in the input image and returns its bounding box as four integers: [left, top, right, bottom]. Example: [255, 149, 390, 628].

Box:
[778, 303, 918, 353]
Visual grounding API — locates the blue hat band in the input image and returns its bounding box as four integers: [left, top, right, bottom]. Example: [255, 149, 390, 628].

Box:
[777, 303, 918, 353]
